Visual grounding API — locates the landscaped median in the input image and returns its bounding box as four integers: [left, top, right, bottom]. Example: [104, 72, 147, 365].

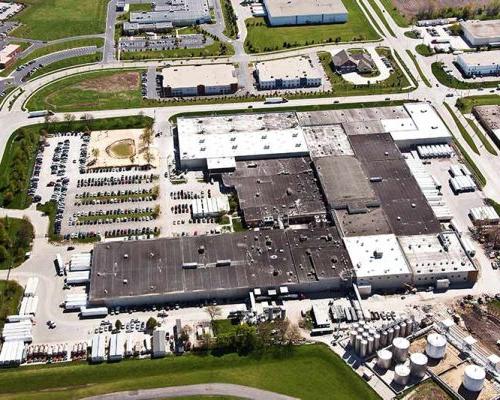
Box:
[244, 0, 380, 53]
[0, 344, 380, 400]
[405, 50, 431, 88]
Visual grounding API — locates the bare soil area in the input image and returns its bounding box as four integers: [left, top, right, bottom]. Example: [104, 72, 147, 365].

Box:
[391, 0, 493, 19]
[403, 381, 451, 400]
[75, 71, 139, 93]
[458, 303, 500, 355]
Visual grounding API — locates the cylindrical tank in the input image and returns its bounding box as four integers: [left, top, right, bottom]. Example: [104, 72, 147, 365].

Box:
[410, 353, 428, 378]
[352, 322, 360, 330]
[359, 340, 368, 357]
[350, 330, 357, 347]
[376, 349, 392, 369]
[388, 328, 394, 343]
[368, 328, 376, 337]
[463, 364, 485, 392]
[355, 335, 362, 353]
[367, 336, 374, 354]
[406, 318, 413, 335]
[392, 337, 410, 363]
[357, 327, 364, 336]
[362, 332, 369, 341]
[381, 330, 388, 347]
[394, 364, 411, 386]
[394, 324, 401, 338]
[400, 322, 407, 337]
[425, 333, 447, 359]
[373, 333, 380, 350]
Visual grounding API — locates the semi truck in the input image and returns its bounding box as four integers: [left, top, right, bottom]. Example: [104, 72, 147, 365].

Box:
[28, 110, 53, 118]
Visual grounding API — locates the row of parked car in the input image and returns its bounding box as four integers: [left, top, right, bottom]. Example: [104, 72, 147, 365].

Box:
[77, 173, 158, 188]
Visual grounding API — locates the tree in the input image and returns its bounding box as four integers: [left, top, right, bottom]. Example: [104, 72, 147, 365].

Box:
[91, 148, 100, 158]
[205, 305, 222, 323]
[140, 126, 154, 149]
[233, 324, 258, 355]
[146, 317, 158, 332]
[64, 113, 76, 128]
[0, 245, 8, 262]
[180, 325, 192, 342]
[144, 150, 155, 166]
[115, 319, 123, 331]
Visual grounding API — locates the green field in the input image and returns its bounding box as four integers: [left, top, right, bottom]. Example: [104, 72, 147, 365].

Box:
[433, 62, 500, 89]
[244, 0, 379, 53]
[415, 44, 433, 57]
[377, 0, 410, 27]
[29, 53, 102, 79]
[0, 217, 34, 270]
[12, 0, 107, 41]
[456, 95, 500, 113]
[26, 69, 144, 112]
[0, 344, 380, 400]
[319, 48, 411, 96]
[366, 0, 396, 37]
[0, 280, 24, 330]
[0, 38, 104, 78]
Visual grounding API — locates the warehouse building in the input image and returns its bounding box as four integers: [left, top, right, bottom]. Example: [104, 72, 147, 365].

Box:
[221, 158, 327, 227]
[0, 44, 21, 69]
[160, 64, 238, 97]
[472, 105, 500, 148]
[263, 0, 348, 26]
[460, 19, 500, 47]
[255, 56, 322, 90]
[456, 51, 500, 77]
[88, 227, 353, 307]
[398, 232, 478, 287]
[344, 234, 413, 292]
[129, 0, 211, 27]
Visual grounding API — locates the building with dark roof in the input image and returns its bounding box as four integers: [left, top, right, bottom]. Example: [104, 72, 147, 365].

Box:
[89, 227, 353, 306]
[332, 50, 375, 74]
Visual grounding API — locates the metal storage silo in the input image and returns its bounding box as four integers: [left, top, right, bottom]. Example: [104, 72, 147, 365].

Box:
[425, 333, 447, 359]
[381, 330, 388, 347]
[355, 335, 362, 353]
[359, 339, 368, 357]
[406, 318, 413, 335]
[463, 364, 485, 392]
[376, 349, 392, 369]
[367, 337, 374, 354]
[410, 353, 428, 378]
[394, 324, 401, 338]
[349, 330, 357, 347]
[394, 364, 411, 386]
[400, 322, 407, 337]
[368, 328, 376, 337]
[392, 337, 410, 363]
[373, 333, 380, 350]
[387, 328, 394, 343]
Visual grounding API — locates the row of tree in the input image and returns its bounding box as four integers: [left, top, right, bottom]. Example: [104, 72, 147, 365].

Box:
[0, 216, 33, 265]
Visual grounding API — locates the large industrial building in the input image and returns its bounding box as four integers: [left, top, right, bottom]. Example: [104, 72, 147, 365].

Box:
[0, 44, 21, 69]
[255, 56, 322, 90]
[263, 0, 348, 26]
[129, 0, 211, 28]
[456, 51, 500, 77]
[460, 19, 500, 47]
[88, 227, 353, 306]
[160, 64, 238, 97]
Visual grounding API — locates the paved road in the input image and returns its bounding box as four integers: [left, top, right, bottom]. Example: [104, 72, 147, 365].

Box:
[82, 383, 299, 400]
[103, 0, 117, 63]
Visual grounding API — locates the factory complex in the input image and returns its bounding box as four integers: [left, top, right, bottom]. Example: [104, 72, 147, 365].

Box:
[263, 0, 348, 26]
[86, 103, 479, 307]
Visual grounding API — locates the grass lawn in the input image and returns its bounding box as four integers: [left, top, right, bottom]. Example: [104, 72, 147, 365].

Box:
[29, 53, 102, 80]
[433, 62, 500, 89]
[357, 0, 384, 36]
[0, 344, 380, 400]
[415, 44, 433, 57]
[444, 103, 479, 154]
[221, 0, 238, 39]
[0, 217, 34, 270]
[244, 0, 379, 53]
[402, 380, 452, 400]
[465, 117, 498, 156]
[366, 0, 396, 37]
[26, 69, 144, 112]
[378, 0, 410, 27]
[318, 48, 411, 96]
[213, 319, 240, 335]
[406, 50, 431, 88]
[120, 40, 234, 60]
[129, 3, 152, 12]
[456, 95, 500, 113]
[11, 0, 107, 41]
[0, 38, 104, 78]
[0, 280, 24, 331]
[404, 30, 419, 39]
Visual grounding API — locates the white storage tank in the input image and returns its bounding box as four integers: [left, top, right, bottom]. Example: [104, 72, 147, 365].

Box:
[367, 336, 374, 354]
[394, 324, 401, 338]
[394, 364, 411, 386]
[392, 337, 410, 363]
[376, 349, 392, 369]
[425, 333, 447, 359]
[400, 322, 407, 337]
[406, 318, 413, 335]
[350, 330, 357, 347]
[373, 333, 380, 350]
[410, 353, 428, 378]
[355, 335, 362, 353]
[359, 339, 368, 357]
[381, 330, 388, 347]
[463, 364, 485, 392]
[387, 328, 394, 343]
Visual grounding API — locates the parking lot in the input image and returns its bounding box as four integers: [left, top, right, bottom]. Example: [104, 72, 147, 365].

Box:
[418, 24, 470, 52]
[119, 34, 210, 53]
[31, 131, 161, 241]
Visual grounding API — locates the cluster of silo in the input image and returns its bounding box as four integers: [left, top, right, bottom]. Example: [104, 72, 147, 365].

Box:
[351, 317, 415, 358]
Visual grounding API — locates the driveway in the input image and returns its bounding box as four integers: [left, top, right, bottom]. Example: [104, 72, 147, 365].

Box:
[82, 383, 299, 400]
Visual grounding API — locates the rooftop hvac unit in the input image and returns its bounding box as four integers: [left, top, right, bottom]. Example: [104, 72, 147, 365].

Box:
[182, 262, 198, 269]
[373, 250, 383, 259]
[216, 259, 231, 267]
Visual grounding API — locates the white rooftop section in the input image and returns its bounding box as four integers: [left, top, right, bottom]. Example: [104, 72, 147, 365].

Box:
[464, 335, 477, 346]
[384, 103, 452, 144]
[458, 50, 500, 66]
[256, 56, 322, 81]
[161, 64, 237, 89]
[398, 232, 476, 275]
[469, 206, 499, 223]
[344, 234, 412, 279]
[265, 0, 347, 18]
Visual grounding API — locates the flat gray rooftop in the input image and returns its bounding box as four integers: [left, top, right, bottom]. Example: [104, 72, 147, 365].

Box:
[265, 0, 347, 18]
[221, 158, 326, 225]
[296, 107, 408, 127]
[461, 20, 500, 38]
[302, 125, 354, 157]
[314, 155, 379, 211]
[89, 227, 352, 303]
[473, 105, 500, 131]
[334, 208, 392, 237]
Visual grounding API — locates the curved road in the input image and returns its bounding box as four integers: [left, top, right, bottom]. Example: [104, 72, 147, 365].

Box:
[82, 383, 298, 400]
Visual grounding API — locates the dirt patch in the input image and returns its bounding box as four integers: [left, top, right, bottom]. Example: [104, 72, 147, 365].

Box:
[106, 139, 136, 159]
[75, 72, 139, 93]
[391, 0, 493, 19]
[459, 304, 500, 355]
[403, 381, 451, 400]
